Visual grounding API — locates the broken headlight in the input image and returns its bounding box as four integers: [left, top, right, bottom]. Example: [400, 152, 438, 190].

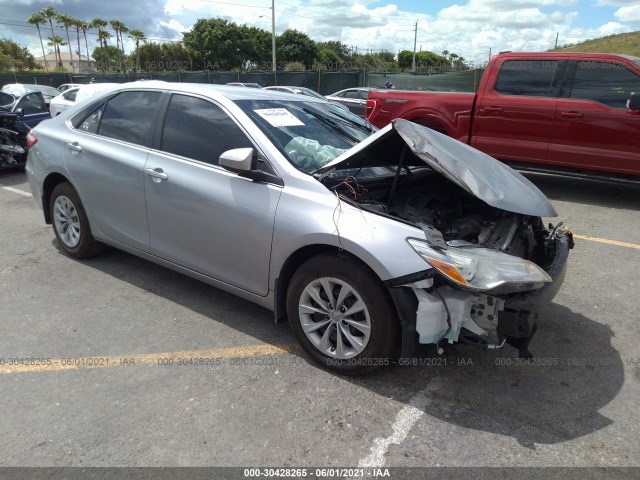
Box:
[407, 239, 552, 294]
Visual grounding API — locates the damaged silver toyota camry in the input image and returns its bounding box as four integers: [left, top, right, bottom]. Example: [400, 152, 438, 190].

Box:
[26, 83, 573, 374]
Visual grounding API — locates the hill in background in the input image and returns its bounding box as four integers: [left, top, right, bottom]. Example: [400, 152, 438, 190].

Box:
[551, 31, 640, 56]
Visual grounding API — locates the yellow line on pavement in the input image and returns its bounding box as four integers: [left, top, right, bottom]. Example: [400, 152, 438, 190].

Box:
[573, 234, 640, 250]
[0, 343, 296, 375]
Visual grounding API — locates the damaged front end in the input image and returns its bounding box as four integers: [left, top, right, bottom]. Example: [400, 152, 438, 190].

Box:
[386, 224, 572, 359]
[317, 118, 574, 358]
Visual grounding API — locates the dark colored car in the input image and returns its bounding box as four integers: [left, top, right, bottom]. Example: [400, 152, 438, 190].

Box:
[226, 82, 263, 88]
[2, 84, 61, 105]
[0, 90, 51, 128]
[325, 87, 372, 117]
[264, 86, 350, 111]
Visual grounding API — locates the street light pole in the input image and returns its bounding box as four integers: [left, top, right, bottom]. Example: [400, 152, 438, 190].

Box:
[412, 20, 418, 72]
[271, 0, 276, 74]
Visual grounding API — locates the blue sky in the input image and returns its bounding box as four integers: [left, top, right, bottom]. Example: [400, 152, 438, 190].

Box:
[2, 0, 639, 64]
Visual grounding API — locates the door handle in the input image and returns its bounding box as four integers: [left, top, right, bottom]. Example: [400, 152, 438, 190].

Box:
[66, 142, 82, 152]
[145, 167, 169, 182]
[483, 106, 504, 114]
[561, 111, 583, 119]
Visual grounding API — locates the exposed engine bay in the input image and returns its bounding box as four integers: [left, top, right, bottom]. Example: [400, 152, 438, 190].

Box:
[326, 169, 554, 267]
[322, 167, 571, 358]
[0, 109, 29, 170]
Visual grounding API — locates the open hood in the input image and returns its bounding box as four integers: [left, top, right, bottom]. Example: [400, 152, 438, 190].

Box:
[317, 118, 557, 217]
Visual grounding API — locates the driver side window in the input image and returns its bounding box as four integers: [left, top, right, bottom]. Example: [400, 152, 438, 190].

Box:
[16, 93, 47, 115]
[160, 94, 252, 165]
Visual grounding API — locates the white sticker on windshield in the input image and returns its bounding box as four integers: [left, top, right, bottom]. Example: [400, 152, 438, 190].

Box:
[254, 108, 304, 127]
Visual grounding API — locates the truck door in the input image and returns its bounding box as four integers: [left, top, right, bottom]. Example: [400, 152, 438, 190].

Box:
[472, 59, 564, 164]
[547, 60, 640, 176]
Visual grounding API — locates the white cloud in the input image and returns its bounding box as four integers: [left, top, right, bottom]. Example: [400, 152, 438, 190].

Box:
[596, 0, 640, 5]
[158, 19, 187, 35]
[614, 5, 640, 22]
[3, 0, 636, 66]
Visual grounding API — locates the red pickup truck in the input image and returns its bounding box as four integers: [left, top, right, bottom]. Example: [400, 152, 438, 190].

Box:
[366, 52, 640, 178]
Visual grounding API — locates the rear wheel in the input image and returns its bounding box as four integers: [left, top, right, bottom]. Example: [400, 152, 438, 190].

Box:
[50, 182, 104, 258]
[286, 253, 399, 374]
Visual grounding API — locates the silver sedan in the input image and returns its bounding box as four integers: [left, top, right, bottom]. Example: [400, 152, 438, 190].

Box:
[26, 83, 572, 374]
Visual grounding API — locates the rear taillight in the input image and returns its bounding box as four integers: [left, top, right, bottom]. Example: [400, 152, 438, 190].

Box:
[365, 99, 381, 120]
[26, 132, 38, 148]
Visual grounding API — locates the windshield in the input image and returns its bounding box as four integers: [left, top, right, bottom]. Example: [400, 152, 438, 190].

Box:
[236, 99, 373, 173]
[296, 88, 326, 100]
[33, 85, 61, 97]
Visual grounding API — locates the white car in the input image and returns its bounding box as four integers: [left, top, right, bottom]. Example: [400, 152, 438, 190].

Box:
[49, 83, 121, 117]
[57, 83, 81, 92]
[49, 87, 79, 116]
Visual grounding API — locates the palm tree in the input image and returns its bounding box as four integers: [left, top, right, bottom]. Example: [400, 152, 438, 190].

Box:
[110, 20, 121, 53]
[91, 19, 108, 48]
[97, 30, 112, 71]
[79, 21, 91, 62]
[57, 13, 76, 73]
[128, 29, 146, 72]
[71, 17, 83, 71]
[47, 36, 67, 70]
[118, 23, 129, 72]
[449, 52, 458, 70]
[110, 20, 128, 72]
[41, 7, 60, 67]
[26, 12, 48, 71]
[91, 19, 109, 71]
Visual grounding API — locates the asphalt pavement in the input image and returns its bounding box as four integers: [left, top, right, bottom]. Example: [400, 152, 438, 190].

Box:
[0, 170, 639, 476]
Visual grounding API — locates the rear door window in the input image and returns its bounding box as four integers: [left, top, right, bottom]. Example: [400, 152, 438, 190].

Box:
[78, 104, 104, 134]
[569, 61, 640, 108]
[97, 91, 162, 146]
[63, 89, 78, 102]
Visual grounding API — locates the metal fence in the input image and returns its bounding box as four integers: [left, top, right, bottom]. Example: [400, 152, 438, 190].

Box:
[0, 70, 364, 95]
[367, 69, 485, 92]
[0, 68, 483, 94]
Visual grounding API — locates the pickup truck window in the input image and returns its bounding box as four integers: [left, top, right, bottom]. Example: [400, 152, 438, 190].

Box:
[494, 60, 558, 97]
[570, 61, 640, 108]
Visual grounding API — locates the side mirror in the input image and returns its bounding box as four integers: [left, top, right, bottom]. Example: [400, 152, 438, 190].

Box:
[14, 108, 24, 118]
[627, 92, 640, 111]
[219, 148, 254, 172]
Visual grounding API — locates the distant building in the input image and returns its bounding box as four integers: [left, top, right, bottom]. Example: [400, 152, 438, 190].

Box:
[35, 52, 96, 73]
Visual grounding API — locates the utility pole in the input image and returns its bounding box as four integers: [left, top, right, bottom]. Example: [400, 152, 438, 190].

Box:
[554, 32, 559, 49]
[412, 20, 418, 72]
[271, 0, 276, 73]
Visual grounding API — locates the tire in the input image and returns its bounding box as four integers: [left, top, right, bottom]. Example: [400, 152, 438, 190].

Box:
[286, 253, 399, 374]
[49, 182, 104, 258]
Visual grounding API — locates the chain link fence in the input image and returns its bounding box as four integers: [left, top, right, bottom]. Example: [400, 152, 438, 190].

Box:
[1, 68, 481, 94]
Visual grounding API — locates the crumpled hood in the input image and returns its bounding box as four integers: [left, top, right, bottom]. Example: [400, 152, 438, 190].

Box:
[317, 118, 557, 217]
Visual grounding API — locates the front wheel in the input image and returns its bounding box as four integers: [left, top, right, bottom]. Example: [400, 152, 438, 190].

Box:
[50, 182, 104, 258]
[286, 253, 399, 374]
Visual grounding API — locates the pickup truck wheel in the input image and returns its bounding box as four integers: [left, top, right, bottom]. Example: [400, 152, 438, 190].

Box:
[286, 253, 399, 374]
[50, 182, 104, 258]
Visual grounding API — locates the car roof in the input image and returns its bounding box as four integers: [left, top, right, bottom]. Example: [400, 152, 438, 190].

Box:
[2, 83, 59, 97]
[328, 87, 371, 95]
[96, 82, 326, 103]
